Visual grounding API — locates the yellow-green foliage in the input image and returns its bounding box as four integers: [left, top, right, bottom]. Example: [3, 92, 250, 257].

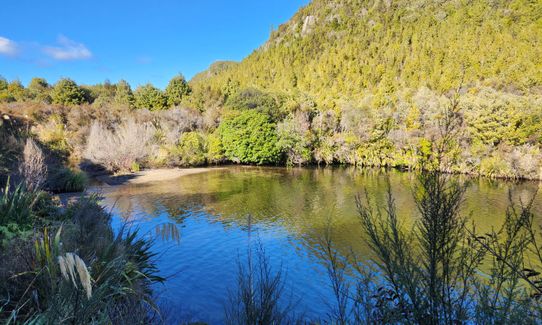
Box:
[177, 132, 207, 166]
[34, 114, 70, 154]
[190, 0, 542, 108]
[2, 0, 542, 180]
[207, 132, 224, 164]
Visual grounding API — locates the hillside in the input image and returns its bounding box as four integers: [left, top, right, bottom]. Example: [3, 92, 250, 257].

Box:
[1, 0, 542, 179]
[190, 0, 542, 106]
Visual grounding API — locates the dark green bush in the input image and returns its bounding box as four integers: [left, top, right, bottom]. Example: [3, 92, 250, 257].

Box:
[51, 78, 87, 106]
[47, 167, 88, 193]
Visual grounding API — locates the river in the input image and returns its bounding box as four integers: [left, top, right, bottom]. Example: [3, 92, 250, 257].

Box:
[96, 166, 542, 324]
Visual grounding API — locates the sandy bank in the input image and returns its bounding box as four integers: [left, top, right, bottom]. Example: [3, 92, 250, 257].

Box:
[95, 167, 221, 186]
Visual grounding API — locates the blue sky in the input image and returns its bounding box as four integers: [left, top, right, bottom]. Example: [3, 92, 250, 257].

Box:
[0, 0, 309, 88]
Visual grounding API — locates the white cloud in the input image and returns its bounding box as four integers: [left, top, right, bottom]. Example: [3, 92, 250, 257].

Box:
[43, 35, 92, 60]
[0, 36, 18, 56]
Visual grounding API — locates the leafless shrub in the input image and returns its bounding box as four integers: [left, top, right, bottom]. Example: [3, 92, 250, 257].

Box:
[151, 108, 203, 146]
[508, 145, 541, 180]
[19, 138, 47, 191]
[84, 119, 157, 173]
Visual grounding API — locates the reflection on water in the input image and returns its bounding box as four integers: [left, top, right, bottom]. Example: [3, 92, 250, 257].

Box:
[97, 166, 542, 324]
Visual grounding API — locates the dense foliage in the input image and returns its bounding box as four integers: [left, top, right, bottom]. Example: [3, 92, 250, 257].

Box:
[218, 110, 281, 164]
[51, 78, 87, 106]
[0, 0, 541, 179]
[190, 0, 542, 105]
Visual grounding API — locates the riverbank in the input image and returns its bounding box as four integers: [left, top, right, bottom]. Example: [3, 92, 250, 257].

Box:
[93, 167, 224, 186]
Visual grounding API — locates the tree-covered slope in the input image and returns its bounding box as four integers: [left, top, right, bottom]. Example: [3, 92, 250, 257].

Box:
[2, 0, 542, 179]
[191, 0, 542, 106]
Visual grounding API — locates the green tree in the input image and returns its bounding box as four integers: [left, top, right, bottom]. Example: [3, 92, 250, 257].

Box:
[51, 78, 86, 106]
[134, 84, 168, 111]
[225, 88, 286, 121]
[0, 77, 9, 103]
[28, 78, 51, 103]
[165, 74, 191, 107]
[87, 79, 116, 108]
[218, 110, 281, 165]
[0, 76, 7, 91]
[7, 81, 27, 102]
[114, 80, 135, 108]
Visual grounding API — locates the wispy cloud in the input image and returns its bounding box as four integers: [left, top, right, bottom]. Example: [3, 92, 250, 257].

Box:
[43, 35, 92, 60]
[0, 36, 18, 56]
[136, 55, 152, 65]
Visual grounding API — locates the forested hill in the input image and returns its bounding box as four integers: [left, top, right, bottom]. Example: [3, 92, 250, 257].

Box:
[190, 0, 542, 106]
[2, 0, 542, 180]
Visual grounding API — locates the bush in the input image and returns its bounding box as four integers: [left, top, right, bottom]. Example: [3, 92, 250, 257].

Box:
[177, 132, 207, 166]
[277, 112, 313, 166]
[19, 138, 47, 191]
[84, 119, 157, 173]
[0, 182, 36, 245]
[218, 110, 281, 165]
[47, 167, 88, 193]
[7, 80, 27, 102]
[28, 77, 51, 103]
[207, 132, 224, 164]
[479, 154, 513, 179]
[134, 84, 168, 111]
[51, 78, 86, 106]
[33, 114, 71, 154]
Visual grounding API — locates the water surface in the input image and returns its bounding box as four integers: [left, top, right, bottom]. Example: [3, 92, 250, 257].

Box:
[97, 166, 542, 323]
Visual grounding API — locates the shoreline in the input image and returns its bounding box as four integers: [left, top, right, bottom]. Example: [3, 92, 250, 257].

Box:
[88, 164, 542, 189]
[93, 167, 223, 186]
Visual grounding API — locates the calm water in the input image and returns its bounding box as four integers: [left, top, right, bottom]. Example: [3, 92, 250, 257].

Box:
[97, 166, 541, 324]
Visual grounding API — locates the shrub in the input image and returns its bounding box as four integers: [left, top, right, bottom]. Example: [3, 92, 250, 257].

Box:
[277, 112, 313, 166]
[225, 238, 294, 325]
[218, 110, 281, 165]
[28, 77, 51, 103]
[134, 84, 168, 111]
[154, 108, 203, 145]
[177, 131, 207, 166]
[7, 80, 27, 102]
[0, 182, 36, 245]
[47, 167, 88, 193]
[84, 119, 157, 173]
[33, 114, 71, 154]
[207, 132, 224, 164]
[19, 138, 47, 191]
[479, 154, 513, 179]
[51, 78, 86, 106]
[508, 145, 541, 179]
